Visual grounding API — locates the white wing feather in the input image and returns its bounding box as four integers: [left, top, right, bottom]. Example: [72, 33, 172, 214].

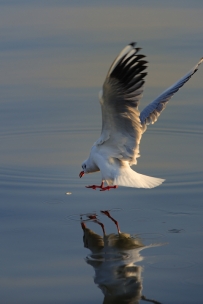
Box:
[140, 58, 203, 129]
[96, 42, 147, 165]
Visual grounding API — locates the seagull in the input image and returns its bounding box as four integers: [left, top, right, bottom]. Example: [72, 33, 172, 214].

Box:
[79, 42, 203, 191]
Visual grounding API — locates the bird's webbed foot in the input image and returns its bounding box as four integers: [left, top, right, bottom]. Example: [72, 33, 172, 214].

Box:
[85, 182, 118, 191]
[100, 185, 118, 191]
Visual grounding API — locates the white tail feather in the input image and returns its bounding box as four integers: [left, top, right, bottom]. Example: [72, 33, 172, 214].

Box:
[114, 168, 165, 189]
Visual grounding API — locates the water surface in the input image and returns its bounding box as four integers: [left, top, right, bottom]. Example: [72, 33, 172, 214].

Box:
[1, 1, 203, 303]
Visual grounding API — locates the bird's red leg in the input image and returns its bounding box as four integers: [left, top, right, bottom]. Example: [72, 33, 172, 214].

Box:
[86, 181, 118, 191]
[101, 210, 121, 233]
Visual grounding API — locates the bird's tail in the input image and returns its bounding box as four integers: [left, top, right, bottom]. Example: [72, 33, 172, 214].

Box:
[114, 167, 165, 189]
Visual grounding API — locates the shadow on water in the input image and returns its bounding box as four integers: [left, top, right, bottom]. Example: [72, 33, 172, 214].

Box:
[81, 210, 164, 304]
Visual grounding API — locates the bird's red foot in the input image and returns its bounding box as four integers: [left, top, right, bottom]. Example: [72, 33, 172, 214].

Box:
[85, 185, 101, 190]
[85, 182, 118, 191]
[100, 185, 118, 191]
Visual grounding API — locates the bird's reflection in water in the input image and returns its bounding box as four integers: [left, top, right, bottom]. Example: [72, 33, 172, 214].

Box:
[81, 210, 162, 304]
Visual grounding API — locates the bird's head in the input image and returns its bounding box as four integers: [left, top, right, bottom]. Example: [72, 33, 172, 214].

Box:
[79, 155, 100, 178]
[79, 160, 88, 178]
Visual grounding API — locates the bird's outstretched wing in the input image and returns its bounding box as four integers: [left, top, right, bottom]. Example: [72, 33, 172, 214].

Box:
[140, 58, 203, 130]
[96, 42, 147, 165]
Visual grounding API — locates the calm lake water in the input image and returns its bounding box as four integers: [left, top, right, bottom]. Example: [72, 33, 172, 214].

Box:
[1, 1, 203, 303]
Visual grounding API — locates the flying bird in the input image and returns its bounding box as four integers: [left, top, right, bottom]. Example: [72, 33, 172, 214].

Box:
[79, 42, 202, 191]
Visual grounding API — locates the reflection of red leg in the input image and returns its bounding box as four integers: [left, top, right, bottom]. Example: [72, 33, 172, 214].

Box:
[94, 220, 106, 235]
[86, 181, 118, 191]
[87, 214, 97, 220]
[86, 215, 106, 235]
[81, 222, 86, 230]
[101, 210, 121, 234]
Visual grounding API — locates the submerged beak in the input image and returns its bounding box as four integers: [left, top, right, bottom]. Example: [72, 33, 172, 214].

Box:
[79, 171, 84, 178]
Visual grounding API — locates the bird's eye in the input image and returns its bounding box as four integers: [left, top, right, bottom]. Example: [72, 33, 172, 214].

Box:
[84, 164, 86, 169]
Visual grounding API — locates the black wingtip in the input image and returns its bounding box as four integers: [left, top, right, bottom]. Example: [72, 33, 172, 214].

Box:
[129, 42, 136, 47]
[135, 47, 142, 53]
[129, 43, 142, 54]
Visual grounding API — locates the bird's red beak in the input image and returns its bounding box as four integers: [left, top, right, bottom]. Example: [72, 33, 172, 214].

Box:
[79, 171, 84, 178]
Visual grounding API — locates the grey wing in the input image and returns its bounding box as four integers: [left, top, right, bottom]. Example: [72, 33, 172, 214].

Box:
[96, 42, 147, 165]
[140, 58, 203, 131]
